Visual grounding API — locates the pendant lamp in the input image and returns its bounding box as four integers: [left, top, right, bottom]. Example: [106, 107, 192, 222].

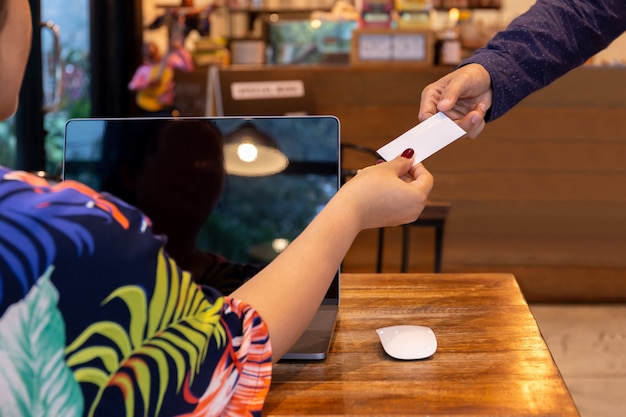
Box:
[223, 121, 289, 176]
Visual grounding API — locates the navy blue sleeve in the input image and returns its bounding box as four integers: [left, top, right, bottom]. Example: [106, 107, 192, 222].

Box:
[462, 0, 626, 121]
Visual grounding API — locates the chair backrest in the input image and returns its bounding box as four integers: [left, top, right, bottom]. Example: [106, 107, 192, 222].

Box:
[340, 143, 381, 185]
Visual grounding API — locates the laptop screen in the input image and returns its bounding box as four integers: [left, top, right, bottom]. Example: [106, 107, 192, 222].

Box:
[63, 116, 340, 301]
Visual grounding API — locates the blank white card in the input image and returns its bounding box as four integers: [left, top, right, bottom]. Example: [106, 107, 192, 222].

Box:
[377, 112, 466, 165]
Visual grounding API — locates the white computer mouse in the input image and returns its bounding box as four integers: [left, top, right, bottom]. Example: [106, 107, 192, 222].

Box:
[376, 325, 437, 360]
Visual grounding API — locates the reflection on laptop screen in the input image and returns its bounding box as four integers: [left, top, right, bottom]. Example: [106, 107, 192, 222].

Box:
[63, 116, 340, 302]
[206, 117, 339, 298]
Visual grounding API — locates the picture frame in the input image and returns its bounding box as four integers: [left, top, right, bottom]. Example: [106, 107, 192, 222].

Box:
[350, 28, 434, 66]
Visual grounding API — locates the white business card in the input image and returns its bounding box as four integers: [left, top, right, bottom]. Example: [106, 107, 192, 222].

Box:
[376, 112, 466, 165]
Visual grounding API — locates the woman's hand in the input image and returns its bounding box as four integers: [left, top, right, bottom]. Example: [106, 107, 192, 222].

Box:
[337, 150, 433, 231]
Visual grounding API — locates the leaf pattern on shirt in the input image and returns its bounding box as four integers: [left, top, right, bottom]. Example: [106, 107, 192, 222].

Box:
[65, 248, 227, 417]
[0, 267, 84, 417]
[0, 170, 131, 309]
[1, 168, 271, 416]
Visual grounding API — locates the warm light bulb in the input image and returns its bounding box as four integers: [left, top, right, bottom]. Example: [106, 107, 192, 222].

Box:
[237, 143, 258, 162]
[449, 7, 460, 25]
[310, 19, 322, 29]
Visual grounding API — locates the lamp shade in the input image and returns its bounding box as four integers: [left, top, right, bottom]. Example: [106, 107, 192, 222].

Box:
[223, 122, 289, 176]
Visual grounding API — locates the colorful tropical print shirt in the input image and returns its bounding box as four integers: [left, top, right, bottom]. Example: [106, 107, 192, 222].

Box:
[0, 167, 272, 416]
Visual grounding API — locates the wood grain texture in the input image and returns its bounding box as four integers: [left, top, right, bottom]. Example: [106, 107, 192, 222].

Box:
[195, 65, 626, 301]
[319, 66, 626, 301]
[263, 273, 580, 417]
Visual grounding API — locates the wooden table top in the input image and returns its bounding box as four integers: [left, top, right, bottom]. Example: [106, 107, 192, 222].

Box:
[263, 273, 580, 416]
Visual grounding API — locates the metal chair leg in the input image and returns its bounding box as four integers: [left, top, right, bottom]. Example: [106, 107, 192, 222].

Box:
[377, 227, 385, 273]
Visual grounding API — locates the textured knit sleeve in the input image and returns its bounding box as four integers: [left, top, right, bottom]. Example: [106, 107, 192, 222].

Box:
[462, 0, 626, 121]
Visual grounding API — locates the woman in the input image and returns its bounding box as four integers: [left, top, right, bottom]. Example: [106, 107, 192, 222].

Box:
[0, 0, 433, 415]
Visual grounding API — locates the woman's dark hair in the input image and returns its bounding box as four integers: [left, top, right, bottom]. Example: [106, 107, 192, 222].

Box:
[101, 119, 224, 205]
[0, 0, 8, 31]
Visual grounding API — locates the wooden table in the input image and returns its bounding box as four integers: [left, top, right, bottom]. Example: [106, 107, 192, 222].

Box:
[263, 273, 580, 416]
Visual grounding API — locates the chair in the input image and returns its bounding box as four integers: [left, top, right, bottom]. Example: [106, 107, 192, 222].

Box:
[400, 201, 450, 273]
[340, 143, 450, 272]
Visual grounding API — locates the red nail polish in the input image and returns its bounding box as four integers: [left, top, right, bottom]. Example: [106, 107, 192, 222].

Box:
[401, 148, 414, 158]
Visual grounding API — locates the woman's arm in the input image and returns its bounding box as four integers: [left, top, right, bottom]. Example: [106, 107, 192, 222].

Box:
[231, 153, 433, 362]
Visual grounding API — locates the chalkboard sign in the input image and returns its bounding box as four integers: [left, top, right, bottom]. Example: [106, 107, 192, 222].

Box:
[174, 66, 211, 116]
[174, 66, 316, 117]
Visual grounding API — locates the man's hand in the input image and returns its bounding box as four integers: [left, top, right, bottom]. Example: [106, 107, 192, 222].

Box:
[418, 63, 493, 139]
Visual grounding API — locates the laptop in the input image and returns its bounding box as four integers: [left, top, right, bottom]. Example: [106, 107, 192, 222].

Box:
[63, 116, 340, 361]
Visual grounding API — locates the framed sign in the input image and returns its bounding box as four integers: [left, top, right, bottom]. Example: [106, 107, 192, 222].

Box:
[357, 33, 393, 61]
[351, 29, 434, 66]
